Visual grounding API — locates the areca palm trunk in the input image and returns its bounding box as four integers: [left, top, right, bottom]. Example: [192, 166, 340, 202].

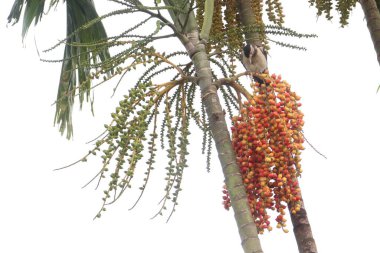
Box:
[162, 1, 263, 252]
[236, 0, 262, 45]
[289, 193, 317, 253]
[189, 33, 263, 253]
[359, 0, 380, 66]
[236, 1, 318, 252]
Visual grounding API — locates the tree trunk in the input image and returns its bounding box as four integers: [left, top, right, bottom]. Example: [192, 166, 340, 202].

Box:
[289, 191, 318, 253]
[188, 32, 263, 253]
[360, 0, 380, 66]
[162, 1, 264, 252]
[236, 0, 262, 46]
[236, 1, 318, 252]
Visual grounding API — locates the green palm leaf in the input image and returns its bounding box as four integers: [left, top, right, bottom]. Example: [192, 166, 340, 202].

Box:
[8, 0, 113, 139]
[56, 0, 113, 139]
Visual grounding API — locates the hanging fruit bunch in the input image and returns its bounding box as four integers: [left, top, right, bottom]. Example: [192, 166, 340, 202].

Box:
[223, 73, 305, 234]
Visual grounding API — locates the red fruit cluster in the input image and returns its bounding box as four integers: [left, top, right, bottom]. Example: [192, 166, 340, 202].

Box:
[222, 73, 304, 234]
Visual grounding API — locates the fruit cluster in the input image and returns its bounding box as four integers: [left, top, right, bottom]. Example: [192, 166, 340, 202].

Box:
[223, 73, 304, 233]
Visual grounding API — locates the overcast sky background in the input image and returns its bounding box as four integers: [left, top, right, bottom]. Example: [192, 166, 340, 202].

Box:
[1, 1, 380, 253]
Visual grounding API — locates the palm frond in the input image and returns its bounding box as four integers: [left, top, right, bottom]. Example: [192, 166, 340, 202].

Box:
[55, 0, 113, 139]
[7, 0, 25, 25]
[8, 0, 113, 139]
[8, 0, 46, 39]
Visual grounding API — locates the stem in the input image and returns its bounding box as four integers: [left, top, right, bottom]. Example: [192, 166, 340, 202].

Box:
[289, 189, 318, 253]
[150, 1, 265, 251]
[190, 33, 263, 253]
[236, 0, 261, 45]
[200, 0, 214, 41]
[359, 0, 380, 67]
[213, 74, 254, 100]
[162, 1, 263, 250]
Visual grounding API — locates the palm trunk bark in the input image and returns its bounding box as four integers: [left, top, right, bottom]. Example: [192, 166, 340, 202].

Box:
[236, 0, 262, 46]
[236, 1, 318, 252]
[289, 190, 318, 253]
[162, 1, 263, 252]
[189, 33, 263, 253]
[360, 0, 380, 66]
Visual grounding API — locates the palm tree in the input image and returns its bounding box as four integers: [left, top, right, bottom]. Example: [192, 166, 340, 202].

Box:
[8, 1, 263, 252]
[7, 1, 320, 252]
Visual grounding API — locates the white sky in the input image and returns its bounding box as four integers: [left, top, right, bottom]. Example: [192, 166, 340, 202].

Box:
[1, 1, 380, 253]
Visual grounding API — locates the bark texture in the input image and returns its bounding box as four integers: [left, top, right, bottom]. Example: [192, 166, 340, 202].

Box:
[289, 193, 318, 253]
[360, 0, 380, 66]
